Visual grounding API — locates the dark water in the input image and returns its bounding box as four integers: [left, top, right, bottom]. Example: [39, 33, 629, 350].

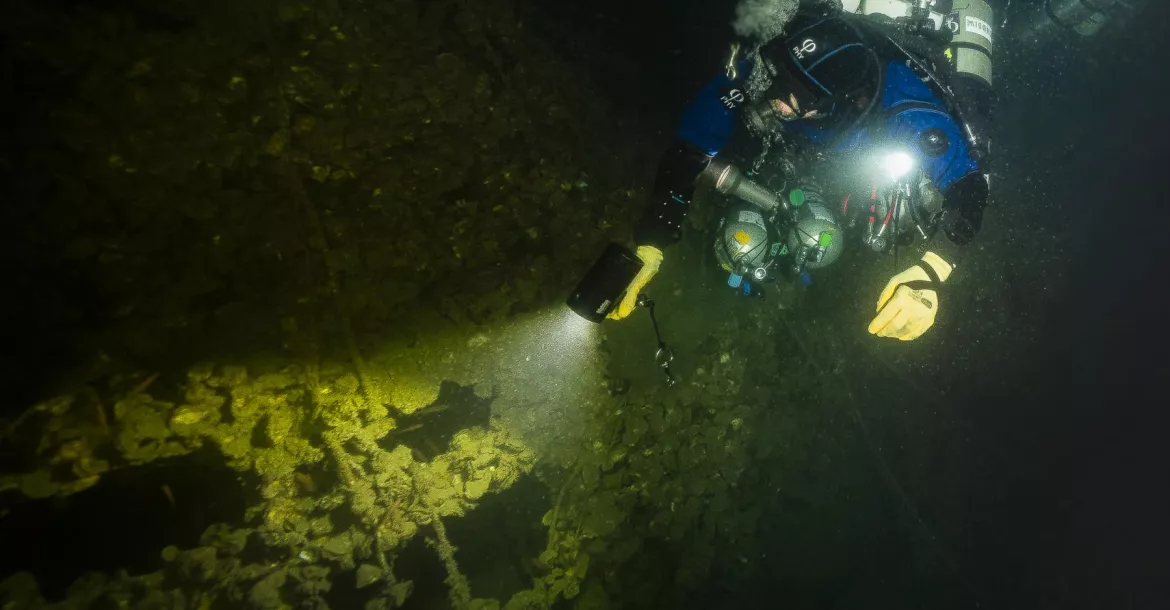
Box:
[538, 0, 1170, 606]
[1, 0, 1168, 609]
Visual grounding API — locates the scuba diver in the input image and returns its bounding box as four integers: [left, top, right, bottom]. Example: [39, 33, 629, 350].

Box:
[605, 0, 996, 341]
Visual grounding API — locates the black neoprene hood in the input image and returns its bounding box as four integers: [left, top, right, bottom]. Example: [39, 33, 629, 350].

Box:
[758, 14, 876, 113]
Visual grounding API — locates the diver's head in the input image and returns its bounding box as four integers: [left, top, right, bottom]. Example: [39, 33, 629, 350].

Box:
[745, 14, 877, 135]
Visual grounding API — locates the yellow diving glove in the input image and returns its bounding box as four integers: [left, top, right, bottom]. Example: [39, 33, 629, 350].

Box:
[868, 251, 954, 341]
[607, 245, 663, 320]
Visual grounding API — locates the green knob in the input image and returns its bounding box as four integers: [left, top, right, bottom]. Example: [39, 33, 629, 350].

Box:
[789, 188, 805, 207]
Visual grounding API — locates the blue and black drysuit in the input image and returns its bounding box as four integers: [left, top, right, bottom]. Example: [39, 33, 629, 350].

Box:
[633, 29, 990, 265]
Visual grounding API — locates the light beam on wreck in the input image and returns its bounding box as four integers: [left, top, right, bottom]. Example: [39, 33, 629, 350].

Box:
[473, 305, 606, 455]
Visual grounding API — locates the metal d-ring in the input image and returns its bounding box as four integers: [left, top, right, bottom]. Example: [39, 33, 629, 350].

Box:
[655, 346, 674, 368]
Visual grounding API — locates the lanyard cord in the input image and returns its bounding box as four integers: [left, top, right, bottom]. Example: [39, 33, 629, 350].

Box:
[638, 295, 677, 386]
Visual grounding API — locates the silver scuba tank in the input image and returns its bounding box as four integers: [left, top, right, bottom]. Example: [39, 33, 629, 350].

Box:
[786, 185, 845, 270]
[714, 207, 777, 279]
[947, 0, 995, 89]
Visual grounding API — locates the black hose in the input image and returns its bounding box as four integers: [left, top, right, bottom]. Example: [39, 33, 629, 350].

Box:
[822, 15, 893, 152]
[853, 16, 955, 83]
[906, 181, 928, 235]
[893, 188, 902, 270]
[827, 46, 885, 151]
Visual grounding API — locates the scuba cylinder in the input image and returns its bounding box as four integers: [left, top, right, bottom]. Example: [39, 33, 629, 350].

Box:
[786, 185, 844, 272]
[567, 243, 644, 323]
[714, 205, 780, 281]
[948, 0, 995, 89]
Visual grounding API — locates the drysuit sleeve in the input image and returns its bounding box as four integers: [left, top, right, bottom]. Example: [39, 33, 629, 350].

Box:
[632, 143, 711, 247]
[634, 63, 750, 248]
[930, 171, 989, 264]
[930, 70, 994, 265]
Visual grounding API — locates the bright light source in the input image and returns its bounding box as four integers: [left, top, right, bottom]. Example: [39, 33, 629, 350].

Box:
[878, 151, 914, 180]
[549, 306, 601, 348]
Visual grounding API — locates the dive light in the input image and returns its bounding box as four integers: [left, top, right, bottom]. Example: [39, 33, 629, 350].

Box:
[879, 151, 915, 180]
[566, 243, 644, 323]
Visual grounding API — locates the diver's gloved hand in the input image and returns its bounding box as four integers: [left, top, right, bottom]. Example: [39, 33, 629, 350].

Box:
[868, 251, 954, 341]
[607, 246, 663, 320]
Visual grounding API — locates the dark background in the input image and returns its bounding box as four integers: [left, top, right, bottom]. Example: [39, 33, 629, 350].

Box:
[530, 0, 1170, 607]
[0, 0, 1166, 607]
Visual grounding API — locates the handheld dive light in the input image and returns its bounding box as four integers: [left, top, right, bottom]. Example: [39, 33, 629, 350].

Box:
[566, 243, 644, 323]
